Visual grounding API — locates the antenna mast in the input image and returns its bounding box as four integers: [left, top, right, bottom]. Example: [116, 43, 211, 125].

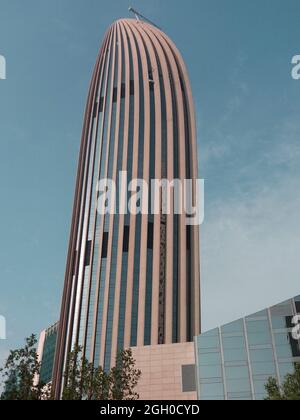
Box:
[128, 6, 161, 29]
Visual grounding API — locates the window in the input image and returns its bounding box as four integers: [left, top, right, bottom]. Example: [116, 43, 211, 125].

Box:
[130, 80, 134, 95]
[84, 241, 92, 266]
[251, 361, 276, 376]
[274, 332, 296, 359]
[186, 226, 191, 251]
[222, 319, 244, 334]
[250, 348, 274, 363]
[199, 352, 222, 366]
[182, 365, 196, 392]
[253, 380, 268, 399]
[223, 348, 247, 363]
[199, 364, 223, 380]
[113, 87, 118, 102]
[295, 296, 300, 313]
[121, 83, 125, 98]
[247, 319, 270, 333]
[222, 335, 246, 350]
[200, 382, 224, 399]
[278, 362, 296, 380]
[101, 233, 109, 258]
[123, 225, 130, 252]
[147, 222, 153, 250]
[197, 333, 220, 351]
[225, 366, 249, 380]
[226, 378, 251, 393]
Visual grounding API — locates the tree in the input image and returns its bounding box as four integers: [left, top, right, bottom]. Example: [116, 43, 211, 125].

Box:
[0, 335, 51, 400]
[265, 363, 300, 400]
[61, 345, 109, 400]
[62, 347, 141, 400]
[110, 349, 141, 400]
[0, 335, 141, 400]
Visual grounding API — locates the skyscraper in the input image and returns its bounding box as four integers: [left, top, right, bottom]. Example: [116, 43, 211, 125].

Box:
[53, 17, 200, 397]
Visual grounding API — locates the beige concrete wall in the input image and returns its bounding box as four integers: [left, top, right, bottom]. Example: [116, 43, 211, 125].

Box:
[132, 343, 197, 400]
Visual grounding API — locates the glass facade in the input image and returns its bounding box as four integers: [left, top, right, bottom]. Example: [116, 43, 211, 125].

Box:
[39, 323, 59, 385]
[195, 296, 300, 400]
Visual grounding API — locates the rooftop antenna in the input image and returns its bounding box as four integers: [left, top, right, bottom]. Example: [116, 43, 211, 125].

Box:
[128, 6, 161, 30]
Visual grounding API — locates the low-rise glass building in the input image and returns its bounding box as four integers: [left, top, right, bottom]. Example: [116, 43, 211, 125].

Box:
[38, 322, 59, 385]
[195, 295, 300, 400]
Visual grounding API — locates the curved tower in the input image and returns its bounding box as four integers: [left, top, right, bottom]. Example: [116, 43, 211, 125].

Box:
[53, 18, 200, 396]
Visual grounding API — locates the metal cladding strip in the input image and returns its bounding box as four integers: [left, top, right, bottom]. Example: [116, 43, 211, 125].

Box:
[138, 21, 175, 344]
[144, 28, 163, 347]
[102, 22, 123, 368]
[110, 21, 131, 363]
[71, 31, 111, 352]
[148, 24, 188, 342]
[59, 33, 105, 385]
[79, 37, 110, 357]
[75, 28, 112, 358]
[132, 24, 162, 346]
[90, 28, 116, 366]
[128, 22, 151, 348]
[84, 28, 115, 363]
[162, 33, 201, 336]
[98, 26, 118, 368]
[68, 43, 103, 351]
[52, 29, 109, 397]
[122, 21, 141, 349]
[127, 23, 164, 346]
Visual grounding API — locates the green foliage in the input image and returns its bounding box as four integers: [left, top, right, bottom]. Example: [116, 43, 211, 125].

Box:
[265, 363, 300, 400]
[0, 334, 141, 400]
[0, 335, 51, 400]
[110, 349, 141, 400]
[62, 347, 141, 400]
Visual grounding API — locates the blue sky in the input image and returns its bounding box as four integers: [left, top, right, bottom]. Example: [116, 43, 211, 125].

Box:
[0, 0, 300, 363]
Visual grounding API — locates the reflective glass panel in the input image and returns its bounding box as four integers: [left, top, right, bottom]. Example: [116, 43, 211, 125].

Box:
[199, 352, 222, 366]
[246, 310, 268, 319]
[225, 366, 250, 380]
[250, 348, 274, 363]
[222, 335, 246, 350]
[199, 364, 223, 379]
[200, 382, 224, 398]
[246, 320, 270, 333]
[197, 332, 220, 350]
[251, 361, 276, 376]
[223, 347, 247, 363]
[253, 380, 268, 397]
[247, 330, 272, 346]
[221, 320, 244, 334]
[278, 362, 296, 379]
[274, 332, 294, 359]
[226, 378, 251, 393]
